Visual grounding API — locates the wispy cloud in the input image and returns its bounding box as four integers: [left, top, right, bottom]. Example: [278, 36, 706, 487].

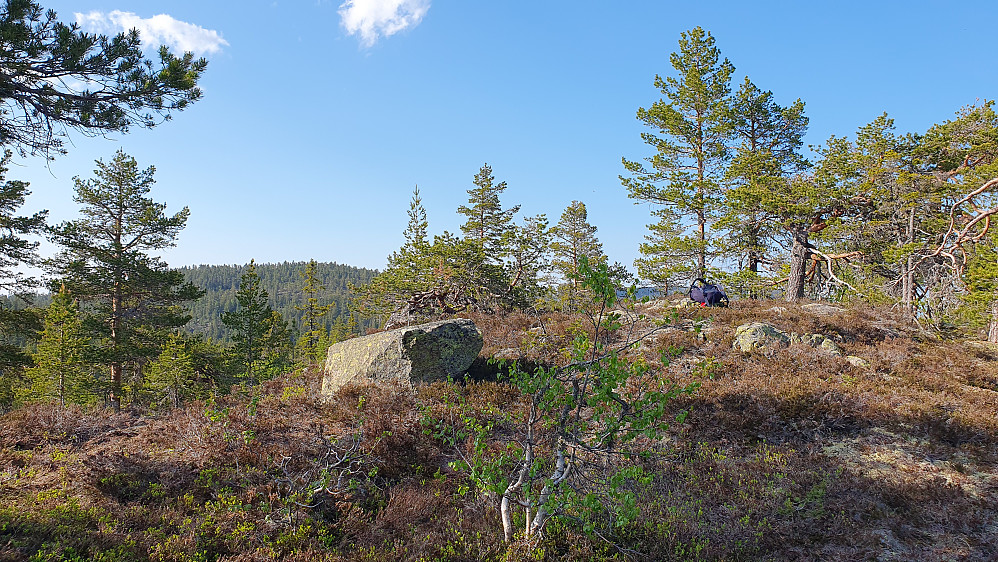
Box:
[75, 11, 228, 56]
[338, 0, 430, 48]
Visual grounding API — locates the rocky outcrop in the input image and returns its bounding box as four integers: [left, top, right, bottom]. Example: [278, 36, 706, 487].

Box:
[846, 355, 871, 368]
[320, 319, 483, 398]
[792, 333, 845, 357]
[732, 321, 866, 365]
[732, 322, 791, 352]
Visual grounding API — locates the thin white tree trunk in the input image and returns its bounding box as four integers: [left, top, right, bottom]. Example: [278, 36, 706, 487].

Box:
[527, 450, 571, 537]
[988, 301, 998, 343]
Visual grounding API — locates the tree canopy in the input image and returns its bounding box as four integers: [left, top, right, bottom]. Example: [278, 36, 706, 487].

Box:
[0, 0, 207, 158]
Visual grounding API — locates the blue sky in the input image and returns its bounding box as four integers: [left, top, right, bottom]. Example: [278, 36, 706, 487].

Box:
[15, 0, 998, 274]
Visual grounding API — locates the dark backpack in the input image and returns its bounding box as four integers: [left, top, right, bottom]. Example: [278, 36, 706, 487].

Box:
[689, 278, 729, 307]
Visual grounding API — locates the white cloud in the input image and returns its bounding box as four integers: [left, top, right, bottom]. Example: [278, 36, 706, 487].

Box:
[74, 11, 228, 56]
[338, 0, 430, 47]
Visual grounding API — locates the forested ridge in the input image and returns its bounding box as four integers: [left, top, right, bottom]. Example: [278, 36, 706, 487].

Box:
[179, 261, 379, 342]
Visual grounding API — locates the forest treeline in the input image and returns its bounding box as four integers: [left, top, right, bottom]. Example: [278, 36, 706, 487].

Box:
[179, 262, 379, 342]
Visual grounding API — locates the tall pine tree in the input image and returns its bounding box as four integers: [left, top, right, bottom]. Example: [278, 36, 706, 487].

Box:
[458, 163, 520, 261]
[622, 27, 735, 281]
[48, 150, 202, 410]
[722, 77, 809, 282]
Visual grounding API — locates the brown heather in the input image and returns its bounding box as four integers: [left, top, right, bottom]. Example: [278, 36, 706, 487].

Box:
[2, 298, 997, 560]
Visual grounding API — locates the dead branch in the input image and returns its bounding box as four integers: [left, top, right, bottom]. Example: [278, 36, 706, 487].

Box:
[808, 247, 865, 297]
[915, 178, 998, 275]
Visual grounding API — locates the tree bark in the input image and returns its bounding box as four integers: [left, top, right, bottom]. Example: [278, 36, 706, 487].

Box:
[527, 449, 571, 537]
[901, 207, 916, 315]
[786, 228, 809, 303]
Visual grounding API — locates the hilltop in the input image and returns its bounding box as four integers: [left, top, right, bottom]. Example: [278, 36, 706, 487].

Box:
[1, 298, 996, 561]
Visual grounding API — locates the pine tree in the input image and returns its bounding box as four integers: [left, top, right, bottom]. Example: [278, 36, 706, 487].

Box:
[633, 207, 688, 291]
[917, 102, 998, 319]
[551, 201, 603, 286]
[354, 187, 437, 319]
[403, 185, 429, 249]
[622, 27, 735, 281]
[550, 201, 605, 310]
[779, 138, 861, 302]
[722, 77, 809, 281]
[505, 214, 552, 308]
[0, 150, 47, 373]
[357, 186, 507, 320]
[48, 150, 202, 410]
[20, 287, 94, 406]
[0, 0, 206, 159]
[458, 163, 520, 261]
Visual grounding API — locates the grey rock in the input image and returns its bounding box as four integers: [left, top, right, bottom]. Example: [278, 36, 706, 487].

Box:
[320, 318, 483, 398]
[795, 333, 845, 357]
[732, 322, 791, 353]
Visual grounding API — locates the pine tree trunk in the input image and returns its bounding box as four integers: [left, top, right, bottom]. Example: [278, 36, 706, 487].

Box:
[901, 256, 915, 315]
[110, 286, 122, 413]
[901, 208, 916, 315]
[698, 218, 706, 279]
[786, 229, 809, 303]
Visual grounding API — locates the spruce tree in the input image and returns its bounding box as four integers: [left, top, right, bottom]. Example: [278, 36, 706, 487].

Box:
[48, 150, 202, 410]
[145, 335, 199, 409]
[20, 287, 93, 406]
[222, 260, 274, 384]
[622, 27, 735, 281]
[258, 310, 293, 379]
[295, 259, 332, 363]
[220, 261, 294, 383]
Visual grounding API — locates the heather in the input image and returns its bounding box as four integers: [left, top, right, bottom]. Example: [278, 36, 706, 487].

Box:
[3, 299, 996, 561]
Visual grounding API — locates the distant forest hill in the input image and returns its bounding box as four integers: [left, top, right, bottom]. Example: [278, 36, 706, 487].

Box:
[179, 261, 380, 342]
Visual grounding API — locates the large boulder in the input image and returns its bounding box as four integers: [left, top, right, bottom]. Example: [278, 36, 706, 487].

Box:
[320, 318, 483, 398]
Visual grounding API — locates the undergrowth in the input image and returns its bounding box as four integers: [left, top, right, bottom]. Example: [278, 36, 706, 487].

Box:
[1, 299, 996, 560]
